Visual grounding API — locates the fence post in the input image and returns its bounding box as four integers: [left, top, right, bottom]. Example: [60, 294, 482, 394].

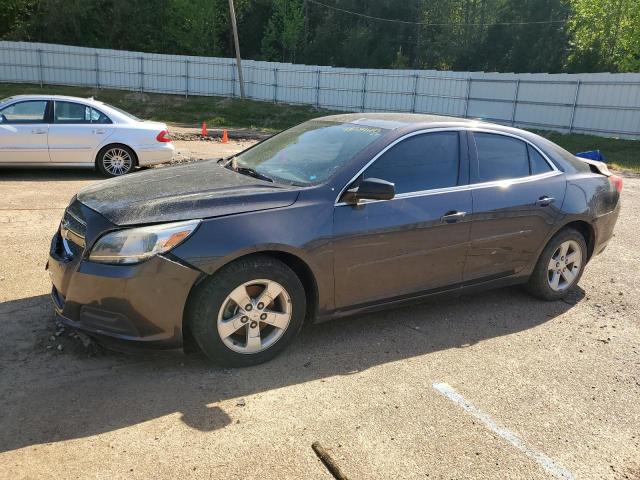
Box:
[37, 49, 43, 88]
[231, 62, 236, 97]
[139, 56, 144, 93]
[511, 79, 520, 126]
[411, 74, 419, 113]
[569, 80, 581, 133]
[185, 59, 189, 98]
[273, 67, 278, 103]
[315, 69, 321, 108]
[463, 77, 472, 117]
[361, 72, 368, 112]
[95, 53, 100, 89]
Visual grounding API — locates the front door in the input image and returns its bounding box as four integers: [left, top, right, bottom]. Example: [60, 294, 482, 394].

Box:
[333, 131, 472, 309]
[48, 101, 115, 163]
[0, 100, 51, 163]
[464, 132, 567, 281]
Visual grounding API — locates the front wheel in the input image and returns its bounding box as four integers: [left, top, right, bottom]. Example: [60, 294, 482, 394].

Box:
[96, 145, 136, 177]
[188, 256, 306, 367]
[526, 228, 587, 301]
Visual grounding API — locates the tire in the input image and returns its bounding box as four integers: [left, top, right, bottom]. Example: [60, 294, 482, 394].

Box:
[526, 227, 588, 301]
[188, 256, 306, 367]
[96, 144, 136, 177]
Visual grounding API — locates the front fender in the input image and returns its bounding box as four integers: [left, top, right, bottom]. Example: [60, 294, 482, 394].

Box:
[170, 200, 335, 313]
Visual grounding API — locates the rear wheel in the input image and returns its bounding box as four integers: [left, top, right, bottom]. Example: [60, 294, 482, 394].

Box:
[188, 256, 306, 367]
[96, 145, 135, 177]
[526, 228, 587, 300]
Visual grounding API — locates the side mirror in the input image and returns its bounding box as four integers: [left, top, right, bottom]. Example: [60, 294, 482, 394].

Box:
[342, 177, 395, 203]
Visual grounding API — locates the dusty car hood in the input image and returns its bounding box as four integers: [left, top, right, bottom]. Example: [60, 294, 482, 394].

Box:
[77, 160, 300, 226]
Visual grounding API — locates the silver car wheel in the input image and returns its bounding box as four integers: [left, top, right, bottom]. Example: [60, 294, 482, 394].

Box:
[547, 240, 582, 291]
[217, 279, 292, 354]
[102, 148, 133, 176]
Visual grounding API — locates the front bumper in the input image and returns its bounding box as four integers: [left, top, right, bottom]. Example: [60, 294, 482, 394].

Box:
[47, 228, 201, 348]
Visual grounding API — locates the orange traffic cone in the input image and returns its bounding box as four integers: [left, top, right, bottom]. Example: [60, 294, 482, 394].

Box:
[201, 121, 208, 137]
[221, 129, 229, 144]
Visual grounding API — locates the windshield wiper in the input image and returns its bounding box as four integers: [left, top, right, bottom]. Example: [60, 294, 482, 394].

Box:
[235, 166, 274, 183]
[221, 156, 277, 184]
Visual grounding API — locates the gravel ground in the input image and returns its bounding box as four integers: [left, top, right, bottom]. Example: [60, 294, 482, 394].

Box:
[0, 142, 638, 480]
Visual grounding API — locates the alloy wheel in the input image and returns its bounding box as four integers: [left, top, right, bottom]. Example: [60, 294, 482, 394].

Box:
[102, 148, 133, 176]
[217, 279, 292, 354]
[547, 240, 582, 291]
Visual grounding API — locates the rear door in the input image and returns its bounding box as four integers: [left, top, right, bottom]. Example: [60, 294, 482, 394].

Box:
[333, 130, 472, 308]
[48, 101, 115, 163]
[0, 100, 51, 163]
[464, 131, 566, 282]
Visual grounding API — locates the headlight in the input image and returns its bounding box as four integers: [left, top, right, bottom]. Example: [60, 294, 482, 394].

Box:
[89, 220, 200, 264]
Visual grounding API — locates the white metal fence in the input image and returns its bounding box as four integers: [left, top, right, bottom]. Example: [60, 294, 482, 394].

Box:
[1, 41, 640, 139]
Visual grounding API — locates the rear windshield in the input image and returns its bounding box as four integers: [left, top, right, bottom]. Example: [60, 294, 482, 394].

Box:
[102, 103, 141, 121]
[234, 121, 388, 186]
[536, 136, 590, 173]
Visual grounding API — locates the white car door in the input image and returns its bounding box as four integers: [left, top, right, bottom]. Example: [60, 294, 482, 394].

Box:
[48, 101, 115, 164]
[0, 100, 51, 163]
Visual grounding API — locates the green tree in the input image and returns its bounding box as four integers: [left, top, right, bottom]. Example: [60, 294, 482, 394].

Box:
[262, 0, 305, 62]
[568, 0, 640, 72]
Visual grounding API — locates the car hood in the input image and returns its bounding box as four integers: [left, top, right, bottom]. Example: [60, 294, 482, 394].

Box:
[77, 160, 301, 226]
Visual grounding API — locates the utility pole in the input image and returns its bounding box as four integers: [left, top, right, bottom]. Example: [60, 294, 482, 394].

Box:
[228, 0, 246, 98]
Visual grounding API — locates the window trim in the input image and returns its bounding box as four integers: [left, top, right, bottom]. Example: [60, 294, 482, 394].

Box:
[355, 130, 464, 197]
[469, 130, 556, 184]
[52, 100, 112, 125]
[0, 99, 50, 124]
[335, 126, 559, 206]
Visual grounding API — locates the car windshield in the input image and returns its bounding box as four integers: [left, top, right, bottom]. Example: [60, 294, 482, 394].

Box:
[103, 103, 141, 121]
[233, 120, 388, 186]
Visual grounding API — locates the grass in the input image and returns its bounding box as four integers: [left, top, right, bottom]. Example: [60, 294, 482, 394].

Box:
[1, 82, 638, 172]
[0, 83, 337, 132]
[536, 131, 639, 173]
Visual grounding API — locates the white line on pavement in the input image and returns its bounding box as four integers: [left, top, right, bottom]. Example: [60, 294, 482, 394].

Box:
[432, 382, 575, 480]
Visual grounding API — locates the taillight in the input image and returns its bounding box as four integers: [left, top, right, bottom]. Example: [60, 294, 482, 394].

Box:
[609, 175, 623, 193]
[156, 130, 171, 143]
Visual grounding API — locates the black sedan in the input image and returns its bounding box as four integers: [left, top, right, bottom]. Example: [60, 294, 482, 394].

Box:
[47, 113, 622, 366]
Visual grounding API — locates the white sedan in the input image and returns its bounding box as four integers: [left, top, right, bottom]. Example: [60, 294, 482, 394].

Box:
[0, 94, 175, 176]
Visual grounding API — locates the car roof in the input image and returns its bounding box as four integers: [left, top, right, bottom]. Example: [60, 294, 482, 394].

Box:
[0, 94, 105, 105]
[315, 112, 479, 129]
[315, 112, 544, 138]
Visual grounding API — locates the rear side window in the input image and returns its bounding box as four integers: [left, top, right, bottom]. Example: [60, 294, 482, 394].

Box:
[473, 133, 529, 182]
[363, 132, 460, 194]
[528, 144, 552, 174]
[54, 101, 112, 124]
[0, 101, 48, 123]
[55, 101, 90, 123]
[90, 108, 111, 124]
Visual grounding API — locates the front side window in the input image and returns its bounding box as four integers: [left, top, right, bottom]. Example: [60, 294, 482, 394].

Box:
[473, 133, 529, 183]
[0, 100, 48, 124]
[233, 120, 388, 186]
[363, 132, 460, 194]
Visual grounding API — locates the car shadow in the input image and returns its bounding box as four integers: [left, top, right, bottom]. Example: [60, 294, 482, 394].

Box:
[0, 168, 104, 182]
[0, 286, 584, 453]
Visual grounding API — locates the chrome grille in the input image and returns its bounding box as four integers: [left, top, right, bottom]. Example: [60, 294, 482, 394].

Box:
[58, 200, 87, 258]
[62, 201, 87, 239]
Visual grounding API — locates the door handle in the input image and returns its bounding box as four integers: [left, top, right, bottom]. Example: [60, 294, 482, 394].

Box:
[441, 211, 467, 223]
[92, 129, 106, 134]
[536, 196, 555, 207]
[31, 128, 47, 134]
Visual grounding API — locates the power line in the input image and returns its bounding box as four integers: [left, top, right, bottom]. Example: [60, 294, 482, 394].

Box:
[307, 0, 568, 26]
